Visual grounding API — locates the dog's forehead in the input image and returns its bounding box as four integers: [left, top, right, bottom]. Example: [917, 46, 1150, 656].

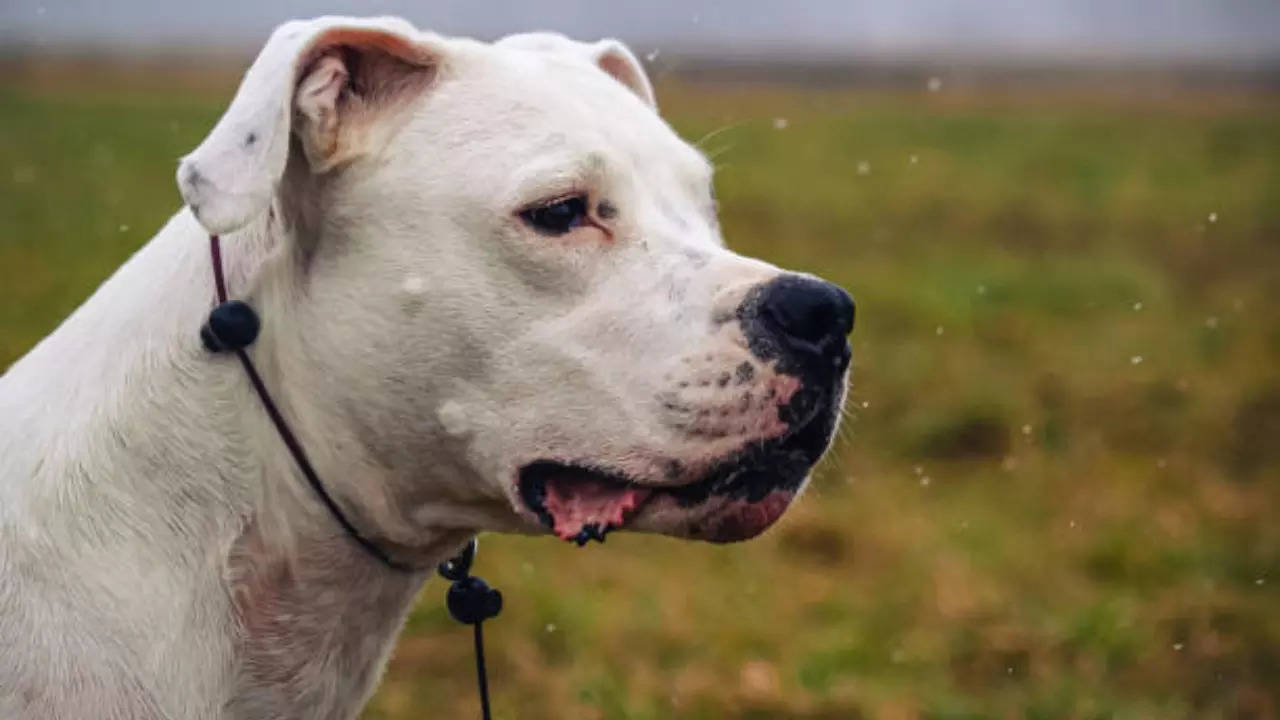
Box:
[422, 39, 711, 190]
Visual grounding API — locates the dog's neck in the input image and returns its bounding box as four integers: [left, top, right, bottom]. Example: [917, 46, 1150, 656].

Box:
[208, 208, 483, 718]
[0, 207, 467, 719]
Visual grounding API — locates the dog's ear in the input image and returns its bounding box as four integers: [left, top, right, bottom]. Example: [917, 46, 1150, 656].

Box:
[497, 33, 656, 108]
[177, 16, 441, 235]
[589, 39, 656, 107]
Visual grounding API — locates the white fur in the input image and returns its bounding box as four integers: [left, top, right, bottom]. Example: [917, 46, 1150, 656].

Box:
[0, 16, 831, 719]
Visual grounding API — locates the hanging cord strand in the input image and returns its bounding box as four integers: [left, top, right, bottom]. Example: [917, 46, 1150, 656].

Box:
[473, 622, 492, 719]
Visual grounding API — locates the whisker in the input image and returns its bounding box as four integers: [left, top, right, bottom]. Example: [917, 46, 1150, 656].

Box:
[694, 123, 742, 149]
[705, 143, 736, 164]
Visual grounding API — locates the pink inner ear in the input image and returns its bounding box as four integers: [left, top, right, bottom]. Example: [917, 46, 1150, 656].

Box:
[296, 54, 347, 118]
[596, 46, 656, 107]
[293, 54, 349, 166]
[289, 32, 439, 172]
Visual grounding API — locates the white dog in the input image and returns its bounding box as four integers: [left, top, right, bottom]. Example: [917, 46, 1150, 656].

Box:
[0, 16, 853, 719]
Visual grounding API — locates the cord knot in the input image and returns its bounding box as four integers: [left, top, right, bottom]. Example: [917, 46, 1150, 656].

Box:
[446, 576, 504, 625]
[438, 539, 502, 625]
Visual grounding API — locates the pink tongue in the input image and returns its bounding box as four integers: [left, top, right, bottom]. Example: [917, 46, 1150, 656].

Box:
[543, 477, 651, 541]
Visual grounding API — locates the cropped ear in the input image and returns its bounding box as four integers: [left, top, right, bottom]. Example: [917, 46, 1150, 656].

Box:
[590, 39, 656, 107]
[177, 16, 440, 235]
[496, 33, 655, 108]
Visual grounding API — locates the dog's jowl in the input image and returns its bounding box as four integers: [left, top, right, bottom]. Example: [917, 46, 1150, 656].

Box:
[0, 16, 853, 720]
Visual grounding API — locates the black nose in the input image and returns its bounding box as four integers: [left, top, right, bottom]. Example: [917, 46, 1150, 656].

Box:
[760, 274, 853, 344]
[742, 275, 854, 375]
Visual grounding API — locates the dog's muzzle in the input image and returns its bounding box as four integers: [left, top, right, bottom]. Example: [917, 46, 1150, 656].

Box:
[518, 274, 855, 546]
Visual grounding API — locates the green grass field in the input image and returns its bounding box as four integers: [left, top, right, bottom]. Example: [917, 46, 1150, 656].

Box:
[2, 70, 1278, 719]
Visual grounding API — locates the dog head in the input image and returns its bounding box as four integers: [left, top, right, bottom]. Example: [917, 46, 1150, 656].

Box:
[179, 17, 853, 548]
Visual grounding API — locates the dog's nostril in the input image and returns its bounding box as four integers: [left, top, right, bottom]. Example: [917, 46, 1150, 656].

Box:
[759, 276, 855, 349]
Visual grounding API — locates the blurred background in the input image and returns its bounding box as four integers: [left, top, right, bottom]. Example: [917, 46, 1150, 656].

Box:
[3, 1, 1278, 717]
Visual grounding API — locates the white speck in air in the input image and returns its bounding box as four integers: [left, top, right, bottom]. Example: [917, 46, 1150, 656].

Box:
[772, 117, 789, 130]
[645, 49, 660, 62]
[977, 284, 987, 295]
[909, 154, 919, 164]
[1208, 212, 1218, 223]
[927, 77, 943, 92]
[1132, 301, 1143, 311]
[545, 623, 557, 633]
[1205, 316, 1220, 329]
[1022, 424, 1033, 436]
[857, 160, 871, 175]
[402, 275, 426, 295]
[118, 224, 129, 232]
[1131, 355, 1144, 365]
[1173, 643, 1184, 651]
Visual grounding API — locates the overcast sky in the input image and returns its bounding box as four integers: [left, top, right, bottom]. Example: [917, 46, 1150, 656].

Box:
[3, 0, 1279, 61]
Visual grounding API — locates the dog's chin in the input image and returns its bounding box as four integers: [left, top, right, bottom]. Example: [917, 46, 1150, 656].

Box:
[515, 395, 839, 545]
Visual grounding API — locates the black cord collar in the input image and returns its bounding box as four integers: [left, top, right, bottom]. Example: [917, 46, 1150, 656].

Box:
[201, 232, 501, 719]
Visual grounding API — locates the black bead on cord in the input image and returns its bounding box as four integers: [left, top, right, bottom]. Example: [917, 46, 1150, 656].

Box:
[201, 300, 260, 352]
[438, 539, 503, 720]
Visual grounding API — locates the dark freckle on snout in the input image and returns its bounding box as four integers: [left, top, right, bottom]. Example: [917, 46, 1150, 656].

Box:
[185, 166, 203, 188]
[735, 362, 755, 384]
[665, 459, 683, 480]
[717, 372, 731, 387]
[244, 132, 257, 147]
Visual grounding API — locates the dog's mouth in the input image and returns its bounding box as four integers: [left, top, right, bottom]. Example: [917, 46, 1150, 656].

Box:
[518, 463, 655, 544]
[517, 389, 839, 545]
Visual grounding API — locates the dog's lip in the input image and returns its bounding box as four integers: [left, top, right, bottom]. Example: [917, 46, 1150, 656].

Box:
[516, 396, 833, 544]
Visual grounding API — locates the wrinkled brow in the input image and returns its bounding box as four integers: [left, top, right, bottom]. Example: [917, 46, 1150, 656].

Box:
[504, 150, 610, 205]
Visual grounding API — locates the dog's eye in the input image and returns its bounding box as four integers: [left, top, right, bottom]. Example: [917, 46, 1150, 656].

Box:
[520, 195, 589, 236]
